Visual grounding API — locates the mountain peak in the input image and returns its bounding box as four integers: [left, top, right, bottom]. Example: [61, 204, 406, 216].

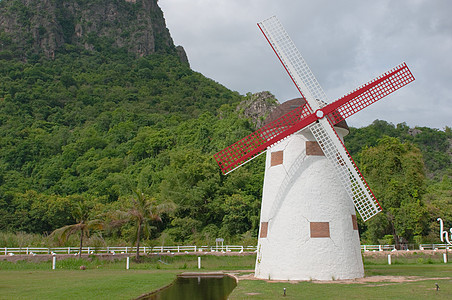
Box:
[0, 0, 187, 62]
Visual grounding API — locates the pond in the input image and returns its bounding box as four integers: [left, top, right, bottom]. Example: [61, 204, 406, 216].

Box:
[138, 273, 237, 300]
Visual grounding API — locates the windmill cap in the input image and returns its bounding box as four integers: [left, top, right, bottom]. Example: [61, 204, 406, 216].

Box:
[263, 98, 349, 133]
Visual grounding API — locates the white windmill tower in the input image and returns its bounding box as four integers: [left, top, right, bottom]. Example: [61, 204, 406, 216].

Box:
[214, 16, 415, 280]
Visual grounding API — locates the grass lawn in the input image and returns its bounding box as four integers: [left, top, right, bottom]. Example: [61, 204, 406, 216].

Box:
[229, 277, 452, 299]
[229, 264, 452, 300]
[0, 269, 177, 300]
[0, 254, 256, 299]
[1, 254, 451, 299]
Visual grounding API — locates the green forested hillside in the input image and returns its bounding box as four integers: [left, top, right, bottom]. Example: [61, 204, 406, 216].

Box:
[1, 46, 450, 247]
[345, 120, 452, 245]
[346, 120, 452, 178]
[0, 0, 450, 248]
[0, 47, 266, 245]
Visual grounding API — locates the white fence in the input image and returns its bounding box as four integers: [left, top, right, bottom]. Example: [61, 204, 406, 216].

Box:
[2, 244, 451, 256]
[361, 245, 396, 251]
[419, 244, 452, 250]
[1, 245, 258, 256]
[361, 244, 452, 252]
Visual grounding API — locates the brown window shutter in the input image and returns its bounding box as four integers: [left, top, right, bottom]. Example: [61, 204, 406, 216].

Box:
[260, 222, 269, 238]
[310, 222, 330, 238]
[351, 215, 358, 230]
[271, 151, 283, 166]
[306, 141, 324, 156]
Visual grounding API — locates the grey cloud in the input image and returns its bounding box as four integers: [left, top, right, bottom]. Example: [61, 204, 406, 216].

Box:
[160, 0, 451, 129]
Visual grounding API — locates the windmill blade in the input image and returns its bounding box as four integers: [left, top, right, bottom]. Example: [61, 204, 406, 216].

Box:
[259, 16, 384, 221]
[325, 63, 415, 125]
[258, 16, 327, 112]
[215, 61, 414, 177]
[309, 119, 381, 221]
[214, 103, 315, 175]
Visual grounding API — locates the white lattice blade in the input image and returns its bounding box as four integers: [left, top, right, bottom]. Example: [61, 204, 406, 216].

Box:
[259, 16, 328, 110]
[259, 15, 382, 221]
[309, 120, 382, 221]
[223, 150, 266, 175]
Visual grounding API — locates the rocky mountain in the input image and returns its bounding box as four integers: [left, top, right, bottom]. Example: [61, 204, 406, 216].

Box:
[236, 91, 279, 128]
[0, 0, 187, 62]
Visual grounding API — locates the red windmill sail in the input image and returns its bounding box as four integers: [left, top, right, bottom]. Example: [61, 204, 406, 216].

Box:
[214, 62, 414, 174]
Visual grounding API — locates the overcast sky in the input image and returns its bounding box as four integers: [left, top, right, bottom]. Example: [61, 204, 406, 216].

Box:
[159, 0, 451, 129]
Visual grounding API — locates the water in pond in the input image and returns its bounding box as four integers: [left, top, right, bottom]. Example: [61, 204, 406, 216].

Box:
[141, 274, 237, 300]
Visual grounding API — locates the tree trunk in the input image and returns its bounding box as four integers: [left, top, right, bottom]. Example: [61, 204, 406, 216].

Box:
[391, 222, 400, 250]
[79, 229, 83, 259]
[136, 221, 141, 262]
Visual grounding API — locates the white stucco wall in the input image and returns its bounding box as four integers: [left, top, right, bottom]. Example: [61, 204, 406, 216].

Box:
[255, 127, 364, 280]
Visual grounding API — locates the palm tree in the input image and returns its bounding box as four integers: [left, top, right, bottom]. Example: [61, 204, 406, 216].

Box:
[125, 189, 175, 261]
[51, 201, 103, 259]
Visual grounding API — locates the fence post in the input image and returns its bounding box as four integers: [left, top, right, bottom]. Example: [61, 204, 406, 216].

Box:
[126, 257, 130, 270]
[388, 254, 392, 265]
[194, 245, 197, 252]
[177, 246, 180, 253]
[444, 253, 448, 263]
[125, 247, 128, 254]
[4, 247, 6, 255]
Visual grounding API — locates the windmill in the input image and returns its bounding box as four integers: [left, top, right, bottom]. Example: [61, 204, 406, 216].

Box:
[214, 16, 415, 280]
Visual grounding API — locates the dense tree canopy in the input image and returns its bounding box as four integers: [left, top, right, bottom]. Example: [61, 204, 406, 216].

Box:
[346, 120, 451, 177]
[358, 137, 429, 244]
[0, 41, 450, 247]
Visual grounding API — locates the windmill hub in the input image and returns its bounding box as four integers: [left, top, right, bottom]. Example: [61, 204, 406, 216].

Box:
[315, 109, 324, 119]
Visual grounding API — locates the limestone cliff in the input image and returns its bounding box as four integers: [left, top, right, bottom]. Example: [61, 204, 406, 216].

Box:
[0, 0, 188, 62]
[236, 91, 279, 129]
